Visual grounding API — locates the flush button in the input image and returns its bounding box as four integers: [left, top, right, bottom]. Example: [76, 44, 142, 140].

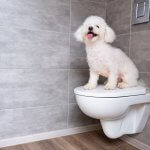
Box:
[136, 2, 146, 18]
[132, 0, 150, 24]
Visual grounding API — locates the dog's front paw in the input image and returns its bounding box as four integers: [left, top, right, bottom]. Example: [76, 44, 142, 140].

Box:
[104, 83, 116, 90]
[84, 83, 97, 90]
[118, 82, 128, 89]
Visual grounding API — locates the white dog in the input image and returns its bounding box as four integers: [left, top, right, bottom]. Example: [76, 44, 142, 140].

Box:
[74, 16, 139, 90]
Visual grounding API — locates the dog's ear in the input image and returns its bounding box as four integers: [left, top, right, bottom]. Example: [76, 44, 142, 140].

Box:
[74, 25, 84, 42]
[104, 25, 116, 43]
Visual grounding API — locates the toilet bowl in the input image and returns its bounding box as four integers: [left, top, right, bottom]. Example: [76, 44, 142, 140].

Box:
[74, 85, 150, 139]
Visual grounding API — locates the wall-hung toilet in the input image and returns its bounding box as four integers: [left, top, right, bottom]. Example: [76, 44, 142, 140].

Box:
[74, 85, 150, 139]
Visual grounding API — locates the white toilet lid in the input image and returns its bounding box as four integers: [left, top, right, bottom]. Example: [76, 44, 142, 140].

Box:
[74, 85, 146, 98]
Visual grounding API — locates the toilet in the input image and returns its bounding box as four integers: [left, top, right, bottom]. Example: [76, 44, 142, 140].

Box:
[74, 85, 150, 139]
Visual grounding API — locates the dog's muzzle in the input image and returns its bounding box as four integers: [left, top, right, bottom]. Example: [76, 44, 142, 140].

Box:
[87, 31, 98, 40]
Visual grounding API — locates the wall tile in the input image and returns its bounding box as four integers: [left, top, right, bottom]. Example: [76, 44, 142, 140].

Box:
[0, 0, 70, 32]
[106, 0, 116, 2]
[71, 1, 106, 32]
[70, 35, 86, 58]
[112, 34, 130, 56]
[131, 23, 150, 33]
[106, 0, 131, 35]
[72, 0, 106, 3]
[69, 69, 89, 103]
[70, 57, 88, 69]
[70, 34, 88, 69]
[0, 105, 68, 139]
[0, 27, 69, 69]
[130, 31, 150, 72]
[0, 69, 68, 109]
[140, 73, 150, 88]
[68, 104, 97, 128]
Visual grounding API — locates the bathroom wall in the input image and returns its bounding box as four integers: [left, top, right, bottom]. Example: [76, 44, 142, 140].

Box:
[107, 0, 150, 146]
[0, 0, 106, 139]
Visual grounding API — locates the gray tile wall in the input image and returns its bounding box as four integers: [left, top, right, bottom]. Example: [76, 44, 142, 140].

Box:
[107, 0, 150, 146]
[0, 0, 106, 139]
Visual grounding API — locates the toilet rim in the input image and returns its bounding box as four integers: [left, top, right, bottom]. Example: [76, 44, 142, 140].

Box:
[75, 92, 150, 112]
[74, 85, 147, 98]
[75, 93, 147, 98]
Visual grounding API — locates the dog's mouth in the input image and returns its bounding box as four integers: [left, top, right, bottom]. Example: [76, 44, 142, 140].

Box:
[87, 32, 98, 40]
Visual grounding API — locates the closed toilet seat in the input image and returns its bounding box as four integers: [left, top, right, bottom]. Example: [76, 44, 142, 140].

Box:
[74, 85, 146, 98]
[74, 85, 149, 120]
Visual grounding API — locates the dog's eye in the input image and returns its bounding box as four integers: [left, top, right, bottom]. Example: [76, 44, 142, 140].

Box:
[96, 25, 99, 28]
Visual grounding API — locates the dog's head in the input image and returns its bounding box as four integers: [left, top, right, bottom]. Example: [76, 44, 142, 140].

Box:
[74, 16, 116, 44]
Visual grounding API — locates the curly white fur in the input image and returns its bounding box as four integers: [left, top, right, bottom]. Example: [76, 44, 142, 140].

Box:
[74, 16, 139, 90]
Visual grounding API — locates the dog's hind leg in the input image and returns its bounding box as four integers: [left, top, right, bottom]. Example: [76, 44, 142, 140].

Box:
[118, 74, 138, 89]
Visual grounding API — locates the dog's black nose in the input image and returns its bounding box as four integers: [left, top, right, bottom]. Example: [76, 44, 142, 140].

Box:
[88, 26, 93, 31]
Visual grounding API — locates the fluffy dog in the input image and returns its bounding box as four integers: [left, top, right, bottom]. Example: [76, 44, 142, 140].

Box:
[74, 16, 139, 90]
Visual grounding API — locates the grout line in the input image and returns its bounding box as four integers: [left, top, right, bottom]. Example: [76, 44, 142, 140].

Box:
[69, 68, 89, 70]
[0, 68, 70, 70]
[0, 25, 69, 35]
[140, 72, 150, 74]
[67, 0, 72, 128]
[107, 0, 118, 4]
[116, 33, 130, 37]
[105, 0, 107, 20]
[0, 104, 69, 112]
[129, 0, 133, 58]
[72, 0, 106, 5]
[130, 29, 150, 34]
[116, 32, 131, 37]
[0, 68, 89, 70]
[0, 67, 148, 72]
[112, 24, 150, 37]
[69, 103, 78, 106]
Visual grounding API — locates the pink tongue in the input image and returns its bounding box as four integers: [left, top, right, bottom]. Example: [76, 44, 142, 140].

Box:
[87, 33, 93, 40]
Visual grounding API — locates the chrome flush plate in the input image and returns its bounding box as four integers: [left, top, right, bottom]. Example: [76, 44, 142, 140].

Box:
[132, 0, 150, 24]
